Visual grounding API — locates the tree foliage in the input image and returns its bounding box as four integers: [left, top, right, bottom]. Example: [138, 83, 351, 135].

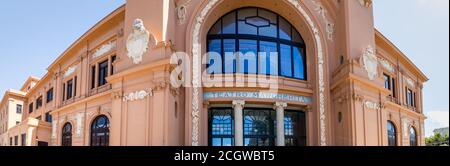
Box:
[426, 132, 449, 146]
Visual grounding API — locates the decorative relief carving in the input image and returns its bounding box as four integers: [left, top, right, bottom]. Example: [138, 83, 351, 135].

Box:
[123, 90, 153, 102]
[403, 118, 411, 137]
[405, 77, 415, 88]
[153, 81, 169, 91]
[378, 57, 395, 73]
[75, 112, 84, 137]
[364, 100, 381, 110]
[126, 19, 155, 64]
[352, 93, 365, 101]
[176, 0, 192, 25]
[358, 0, 373, 8]
[117, 28, 125, 37]
[111, 90, 123, 100]
[51, 119, 58, 139]
[362, 45, 378, 80]
[93, 41, 116, 59]
[64, 65, 77, 78]
[170, 87, 180, 97]
[312, 0, 335, 41]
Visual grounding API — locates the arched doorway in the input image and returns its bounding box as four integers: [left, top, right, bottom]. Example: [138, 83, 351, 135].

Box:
[190, 0, 328, 146]
[61, 123, 72, 146]
[387, 121, 397, 146]
[410, 127, 417, 146]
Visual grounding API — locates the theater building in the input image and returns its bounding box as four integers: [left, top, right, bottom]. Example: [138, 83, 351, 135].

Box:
[0, 0, 428, 146]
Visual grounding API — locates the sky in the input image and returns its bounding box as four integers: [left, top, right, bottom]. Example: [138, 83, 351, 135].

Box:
[0, 0, 448, 137]
[374, 0, 449, 136]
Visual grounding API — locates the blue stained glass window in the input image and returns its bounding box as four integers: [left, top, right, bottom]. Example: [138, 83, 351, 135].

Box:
[208, 40, 222, 74]
[239, 40, 258, 74]
[207, 7, 306, 80]
[293, 47, 305, 79]
[259, 41, 278, 75]
[224, 39, 237, 73]
[223, 12, 236, 34]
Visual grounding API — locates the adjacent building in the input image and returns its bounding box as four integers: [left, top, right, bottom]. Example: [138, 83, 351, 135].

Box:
[0, 0, 428, 146]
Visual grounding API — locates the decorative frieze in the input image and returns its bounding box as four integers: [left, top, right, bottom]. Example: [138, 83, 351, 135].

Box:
[92, 41, 116, 59]
[378, 57, 395, 73]
[64, 65, 77, 78]
[405, 77, 416, 88]
[403, 118, 411, 137]
[122, 90, 153, 102]
[358, 0, 373, 8]
[176, 0, 192, 25]
[312, 0, 335, 41]
[364, 100, 381, 110]
[204, 91, 312, 104]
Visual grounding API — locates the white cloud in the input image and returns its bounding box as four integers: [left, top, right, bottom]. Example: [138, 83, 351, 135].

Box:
[425, 110, 449, 136]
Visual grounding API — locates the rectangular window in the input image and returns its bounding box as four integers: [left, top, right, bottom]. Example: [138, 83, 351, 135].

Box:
[407, 89, 414, 107]
[384, 74, 391, 90]
[91, 66, 96, 89]
[392, 78, 397, 98]
[28, 103, 33, 114]
[21, 134, 26, 146]
[10, 137, 12, 146]
[14, 136, 18, 146]
[45, 112, 52, 123]
[46, 88, 53, 103]
[16, 104, 22, 114]
[36, 96, 43, 109]
[98, 60, 109, 86]
[67, 79, 73, 100]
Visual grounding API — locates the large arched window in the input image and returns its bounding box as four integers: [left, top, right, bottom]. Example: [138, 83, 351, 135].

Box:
[410, 127, 417, 146]
[207, 7, 307, 80]
[61, 123, 72, 146]
[209, 109, 234, 146]
[90, 115, 110, 146]
[387, 121, 397, 146]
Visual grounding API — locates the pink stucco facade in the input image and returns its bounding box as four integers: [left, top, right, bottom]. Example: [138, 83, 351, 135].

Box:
[0, 0, 428, 146]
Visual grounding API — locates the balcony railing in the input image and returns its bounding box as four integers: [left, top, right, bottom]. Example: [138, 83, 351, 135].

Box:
[89, 84, 112, 97]
[386, 95, 399, 105]
[62, 98, 74, 106]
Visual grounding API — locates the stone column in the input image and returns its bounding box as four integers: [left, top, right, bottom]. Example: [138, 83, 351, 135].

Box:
[274, 102, 287, 146]
[232, 100, 245, 146]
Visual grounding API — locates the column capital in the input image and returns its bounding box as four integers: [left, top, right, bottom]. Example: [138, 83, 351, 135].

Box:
[232, 100, 245, 109]
[274, 102, 288, 110]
